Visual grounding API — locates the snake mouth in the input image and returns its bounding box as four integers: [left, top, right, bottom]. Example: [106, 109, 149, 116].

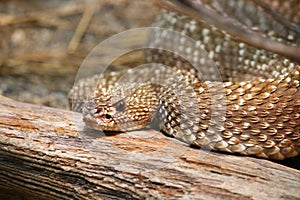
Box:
[83, 112, 118, 131]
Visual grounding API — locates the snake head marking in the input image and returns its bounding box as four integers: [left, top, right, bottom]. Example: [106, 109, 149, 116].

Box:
[82, 84, 159, 131]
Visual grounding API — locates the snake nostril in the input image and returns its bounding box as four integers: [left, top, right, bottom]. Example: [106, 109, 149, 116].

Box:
[105, 114, 112, 119]
[95, 107, 102, 113]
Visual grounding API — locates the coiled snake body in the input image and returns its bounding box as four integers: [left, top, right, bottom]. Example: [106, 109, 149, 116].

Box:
[69, 0, 300, 160]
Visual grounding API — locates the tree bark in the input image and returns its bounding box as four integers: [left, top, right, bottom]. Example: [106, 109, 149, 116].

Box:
[0, 98, 299, 200]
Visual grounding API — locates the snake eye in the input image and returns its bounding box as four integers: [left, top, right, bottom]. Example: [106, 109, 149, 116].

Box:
[115, 100, 125, 111]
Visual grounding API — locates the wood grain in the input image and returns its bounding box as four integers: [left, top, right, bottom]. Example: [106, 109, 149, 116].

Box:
[0, 98, 299, 199]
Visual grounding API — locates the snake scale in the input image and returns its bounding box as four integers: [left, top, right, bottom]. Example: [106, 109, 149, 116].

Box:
[69, 0, 300, 160]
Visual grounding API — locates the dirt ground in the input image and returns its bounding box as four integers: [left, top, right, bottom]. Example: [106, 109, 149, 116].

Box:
[0, 0, 158, 109]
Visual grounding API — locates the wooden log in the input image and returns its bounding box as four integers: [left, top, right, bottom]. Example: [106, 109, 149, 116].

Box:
[0, 98, 299, 199]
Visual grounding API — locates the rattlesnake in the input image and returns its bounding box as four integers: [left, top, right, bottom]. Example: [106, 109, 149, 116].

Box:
[69, 0, 300, 160]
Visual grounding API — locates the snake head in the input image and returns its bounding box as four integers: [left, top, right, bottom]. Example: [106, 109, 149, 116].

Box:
[82, 83, 159, 131]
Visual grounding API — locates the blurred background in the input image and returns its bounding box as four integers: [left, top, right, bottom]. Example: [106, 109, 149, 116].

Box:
[0, 0, 158, 109]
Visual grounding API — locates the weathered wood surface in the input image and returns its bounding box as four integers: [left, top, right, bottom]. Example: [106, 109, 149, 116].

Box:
[0, 98, 299, 200]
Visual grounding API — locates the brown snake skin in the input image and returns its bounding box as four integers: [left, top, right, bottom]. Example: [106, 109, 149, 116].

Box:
[69, 0, 300, 160]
